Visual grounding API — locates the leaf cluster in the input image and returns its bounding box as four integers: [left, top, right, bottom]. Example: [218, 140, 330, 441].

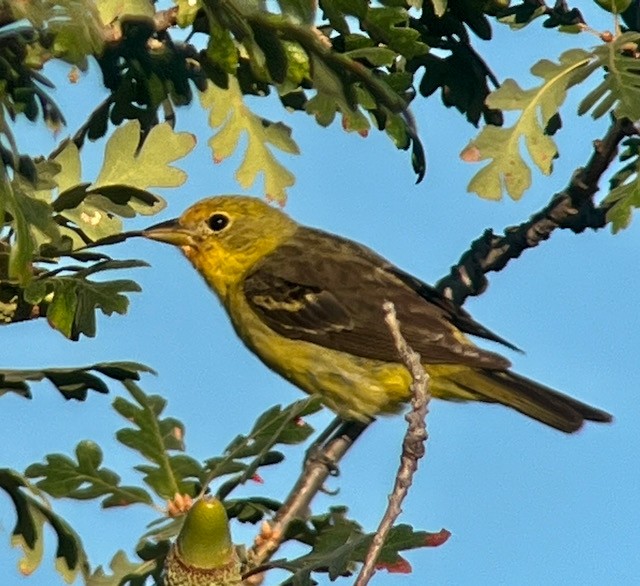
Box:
[0, 361, 152, 400]
[0, 468, 90, 584]
[1, 119, 194, 336]
[19, 383, 320, 582]
[3, 0, 638, 344]
[3, 381, 443, 585]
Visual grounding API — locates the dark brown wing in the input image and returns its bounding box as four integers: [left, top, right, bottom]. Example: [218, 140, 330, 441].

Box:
[387, 267, 522, 352]
[244, 227, 511, 370]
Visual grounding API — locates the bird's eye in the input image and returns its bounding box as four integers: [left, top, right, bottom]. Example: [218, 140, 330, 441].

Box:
[207, 213, 230, 232]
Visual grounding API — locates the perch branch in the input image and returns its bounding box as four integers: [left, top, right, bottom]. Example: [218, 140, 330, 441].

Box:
[244, 419, 369, 579]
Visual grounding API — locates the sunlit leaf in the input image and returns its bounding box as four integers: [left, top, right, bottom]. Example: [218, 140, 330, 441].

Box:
[578, 33, 640, 121]
[92, 121, 196, 192]
[175, 0, 203, 27]
[200, 80, 299, 204]
[3, 177, 60, 283]
[464, 48, 595, 200]
[13, 0, 105, 69]
[87, 548, 165, 586]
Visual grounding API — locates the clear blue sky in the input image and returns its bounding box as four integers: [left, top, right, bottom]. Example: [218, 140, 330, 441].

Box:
[1, 4, 638, 585]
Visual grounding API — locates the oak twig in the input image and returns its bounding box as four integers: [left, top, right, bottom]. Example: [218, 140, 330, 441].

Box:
[436, 117, 638, 305]
[354, 302, 431, 586]
[244, 419, 369, 581]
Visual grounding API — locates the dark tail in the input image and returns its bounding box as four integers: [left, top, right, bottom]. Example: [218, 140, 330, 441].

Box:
[452, 369, 612, 433]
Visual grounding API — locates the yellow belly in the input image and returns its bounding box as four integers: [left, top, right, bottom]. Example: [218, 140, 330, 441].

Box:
[226, 290, 477, 420]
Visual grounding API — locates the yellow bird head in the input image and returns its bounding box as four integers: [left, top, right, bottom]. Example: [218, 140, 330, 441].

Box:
[143, 196, 298, 297]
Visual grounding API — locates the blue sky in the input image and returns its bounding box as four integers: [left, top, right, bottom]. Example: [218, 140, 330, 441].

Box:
[1, 3, 639, 585]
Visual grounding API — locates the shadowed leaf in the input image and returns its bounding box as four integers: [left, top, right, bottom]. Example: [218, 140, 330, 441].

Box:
[604, 137, 640, 232]
[0, 361, 153, 400]
[0, 468, 90, 582]
[271, 506, 449, 583]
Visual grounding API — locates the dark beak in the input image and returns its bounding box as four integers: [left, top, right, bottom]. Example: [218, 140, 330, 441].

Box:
[143, 218, 195, 247]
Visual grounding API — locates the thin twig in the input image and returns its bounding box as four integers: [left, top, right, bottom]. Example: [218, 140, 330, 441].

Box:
[353, 302, 431, 586]
[436, 117, 638, 305]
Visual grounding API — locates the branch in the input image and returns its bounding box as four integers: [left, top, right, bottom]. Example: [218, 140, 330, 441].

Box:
[244, 419, 368, 579]
[436, 117, 638, 305]
[354, 303, 431, 586]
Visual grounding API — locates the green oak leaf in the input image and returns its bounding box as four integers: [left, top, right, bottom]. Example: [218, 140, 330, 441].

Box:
[49, 124, 194, 245]
[92, 121, 196, 192]
[320, 0, 368, 34]
[204, 397, 320, 499]
[365, 6, 428, 60]
[114, 381, 203, 499]
[175, 0, 203, 27]
[3, 177, 60, 283]
[277, 0, 317, 23]
[24, 259, 148, 339]
[12, 0, 105, 69]
[271, 507, 449, 582]
[578, 32, 640, 122]
[498, 4, 547, 29]
[0, 468, 90, 583]
[603, 137, 640, 232]
[0, 361, 153, 400]
[97, 0, 155, 25]
[25, 440, 153, 507]
[87, 547, 166, 586]
[593, 0, 633, 14]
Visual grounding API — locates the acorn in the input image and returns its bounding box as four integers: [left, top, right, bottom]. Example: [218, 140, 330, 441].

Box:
[164, 497, 241, 586]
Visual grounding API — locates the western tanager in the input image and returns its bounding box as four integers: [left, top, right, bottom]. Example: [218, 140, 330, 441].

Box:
[144, 196, 611, 433]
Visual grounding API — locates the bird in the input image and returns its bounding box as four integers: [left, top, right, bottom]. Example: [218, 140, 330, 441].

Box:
[143, 195, 612, 433]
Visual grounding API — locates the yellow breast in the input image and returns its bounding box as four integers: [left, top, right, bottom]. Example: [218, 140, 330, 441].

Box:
[224, 285, 414, 420]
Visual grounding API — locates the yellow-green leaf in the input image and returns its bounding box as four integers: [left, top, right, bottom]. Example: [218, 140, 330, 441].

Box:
[11, 506, 46, 577]
[98, 0, 155, 24]
[175, 0, 203, 27]
[200, 80, 299, 204]
[92, 121, 196, 191]
[465, 48, 594, 200]
[579, 33, 640, 121]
